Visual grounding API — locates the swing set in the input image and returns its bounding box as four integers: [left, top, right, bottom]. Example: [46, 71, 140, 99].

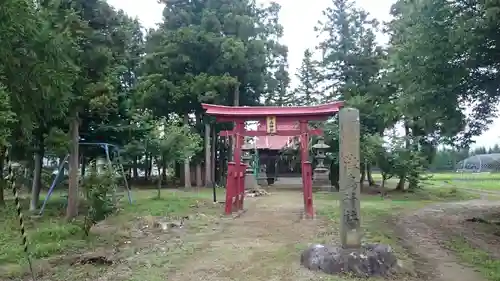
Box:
[38, 142, 133, 215]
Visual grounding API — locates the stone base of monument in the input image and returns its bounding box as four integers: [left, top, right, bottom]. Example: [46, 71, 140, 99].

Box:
[300, 243, 398, 277]
[312, 180, 331, 191]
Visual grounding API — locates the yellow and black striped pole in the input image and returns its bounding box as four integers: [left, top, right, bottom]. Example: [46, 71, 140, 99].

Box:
[5, 149, 36, 281]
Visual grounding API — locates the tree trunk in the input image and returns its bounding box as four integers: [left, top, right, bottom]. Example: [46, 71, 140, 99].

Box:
[380, 176, 388, 198]
[80, 155, 86, 178]
[366, 163, 376, 186]
[161, 166, 167, 182]
[147, 153, 153, 179]
[144, 154, 149, 181]
[175, 161, 181, 184]
[25, 156, 34, 189]
[59, 155, 65, 167]
[184, 160, 191, 188]
[0, 148, 5, 207]
[183, 113, 191, 188]
[396, 122, 411, 191]
[204, 122, 211, 186]
[161, 154, 167, 183]
[219, 137, 227, 184]
[396, 177, 405, 191]
[330, 161, 339, 191]
[30, 144, 44, 211]
[211, 129, 216, 185]
[133, 157, 138, 180]
[156, 158, 162, 198]
[196, 164, 202, 187]
[66, 113, 80, 220]
[360, 162, 366, 188]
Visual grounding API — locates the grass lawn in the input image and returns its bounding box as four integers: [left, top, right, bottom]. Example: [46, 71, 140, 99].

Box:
[372, 172, 500, 181]
[441, 180, 500, 191]
[424, 172, 500, 181]
[0, 188, 225, 278]
[447, 237, 500, 281]
[371, 172, 500, 191]
[315, 187, 479, 245]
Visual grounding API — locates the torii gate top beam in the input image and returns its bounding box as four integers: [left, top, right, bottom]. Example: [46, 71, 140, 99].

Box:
[201, 102, 343, 122]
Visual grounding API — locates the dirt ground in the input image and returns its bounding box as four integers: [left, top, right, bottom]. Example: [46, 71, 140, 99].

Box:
[34, 192, 331, 281]
[165, 192, 330, 281]
[33, 190, 500, 281]
[396, 199, 500, 281]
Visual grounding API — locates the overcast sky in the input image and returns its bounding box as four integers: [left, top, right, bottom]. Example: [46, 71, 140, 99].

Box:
[106, 0, 499, 148]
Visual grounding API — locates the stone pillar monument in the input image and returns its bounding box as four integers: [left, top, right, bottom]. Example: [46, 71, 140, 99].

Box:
[312, 136, 331, 190]
[300, 108, 398, 277]
[339, 108, 361, 248]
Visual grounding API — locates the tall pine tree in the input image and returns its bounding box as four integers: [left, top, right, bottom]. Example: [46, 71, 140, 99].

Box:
[294, 49, 321, 105]
[317, 0, 389, 187]
[264, 52, 294, 106]
[316, 0, 386, 134]
[316, 0, 380, 102]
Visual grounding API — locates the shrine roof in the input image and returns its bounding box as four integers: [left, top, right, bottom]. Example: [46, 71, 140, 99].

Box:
[253, 122, 298, 150]
[255, 135, 297, 150]
[201, 102, 343, 118]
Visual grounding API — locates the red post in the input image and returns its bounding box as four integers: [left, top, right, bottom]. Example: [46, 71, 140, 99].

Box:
[238, 163, 246, 210]
[225, 162, 236, 215]
[233, 121, 244, 211]
[232, 168, 239, 211]
[303, 161, 314, 218]
[299, 120, 311, 216]
[233, 165, 240, 211]
[233, 121, 244, 165]
[301, 162, 307, 209]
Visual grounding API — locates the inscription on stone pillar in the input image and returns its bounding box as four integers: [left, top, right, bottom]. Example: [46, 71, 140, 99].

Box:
[339, 108, 361, 249]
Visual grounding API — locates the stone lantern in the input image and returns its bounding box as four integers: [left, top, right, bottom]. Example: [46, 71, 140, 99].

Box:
[241, 142, 254, 174]
[257, 163, 268, 187]
[242, 142, 258, 190]
[312, 136, 331, 189]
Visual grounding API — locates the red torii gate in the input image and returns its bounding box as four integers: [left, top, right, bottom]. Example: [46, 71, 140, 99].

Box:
[202, 102, 343, 218]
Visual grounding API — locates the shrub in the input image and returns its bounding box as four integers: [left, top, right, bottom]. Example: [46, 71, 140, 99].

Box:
[81, 164, 118, 236]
